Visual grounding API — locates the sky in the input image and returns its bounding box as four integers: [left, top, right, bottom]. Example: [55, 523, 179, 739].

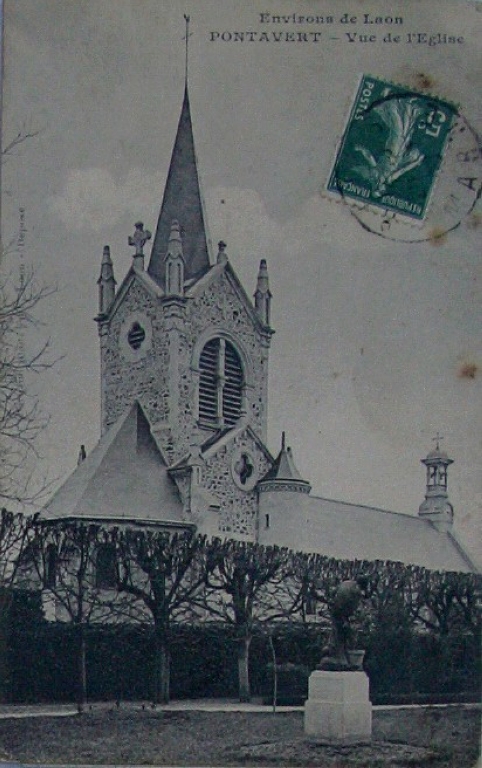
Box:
[2, 0, 481, 564]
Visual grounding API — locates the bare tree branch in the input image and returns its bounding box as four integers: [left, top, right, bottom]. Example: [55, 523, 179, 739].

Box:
[1, 125, 42, 162]
[1, 126, 57, 508]
[0, 268, 58, 507]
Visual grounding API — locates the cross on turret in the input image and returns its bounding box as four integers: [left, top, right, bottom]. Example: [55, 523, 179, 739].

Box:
[432, 432, 444, 450]
[129, 222, 151, 269]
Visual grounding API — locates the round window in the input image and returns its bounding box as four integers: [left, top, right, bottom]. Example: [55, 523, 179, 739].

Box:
[127, 322, 146, 350]
[119, 312, 152, 361]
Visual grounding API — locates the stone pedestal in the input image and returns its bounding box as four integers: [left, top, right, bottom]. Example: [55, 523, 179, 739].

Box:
[304, 670, 372, 745]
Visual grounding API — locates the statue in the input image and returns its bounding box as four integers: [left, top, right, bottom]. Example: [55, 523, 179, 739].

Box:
[318, 576, 368, 670]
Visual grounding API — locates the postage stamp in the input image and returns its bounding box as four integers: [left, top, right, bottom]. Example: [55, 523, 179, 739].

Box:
[327, 75, 457, 221]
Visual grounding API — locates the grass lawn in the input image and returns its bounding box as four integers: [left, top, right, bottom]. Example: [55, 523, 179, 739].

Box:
[0, 706, 479, 766]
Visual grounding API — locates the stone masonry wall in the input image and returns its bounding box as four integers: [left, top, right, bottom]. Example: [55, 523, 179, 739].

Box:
[101, 279, 169, 432]
[202, 430, 272, 539]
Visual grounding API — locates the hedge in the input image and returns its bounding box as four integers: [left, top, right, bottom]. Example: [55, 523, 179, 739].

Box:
[2, 601, 480, 704]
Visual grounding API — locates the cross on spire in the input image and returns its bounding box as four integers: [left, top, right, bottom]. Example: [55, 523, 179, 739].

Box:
[183, 14, 192, 88]
[128, 222, 151, 256]
[432, 432, 444, 450]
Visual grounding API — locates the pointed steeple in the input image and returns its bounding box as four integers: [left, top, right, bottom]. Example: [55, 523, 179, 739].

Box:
[148, 86, 211, 288]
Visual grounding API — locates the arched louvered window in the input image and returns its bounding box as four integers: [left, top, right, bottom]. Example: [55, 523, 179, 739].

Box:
[198, 338, 244, 428]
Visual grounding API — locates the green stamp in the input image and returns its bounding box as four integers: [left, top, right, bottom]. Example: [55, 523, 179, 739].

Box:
[328, 76, 457, 220]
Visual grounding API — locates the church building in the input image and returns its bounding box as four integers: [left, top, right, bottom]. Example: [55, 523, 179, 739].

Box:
[42, 81, 477, 575]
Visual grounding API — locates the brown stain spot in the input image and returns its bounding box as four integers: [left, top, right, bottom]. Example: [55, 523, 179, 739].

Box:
[412, 72, 436, 91]
[458, 362, 478, 380]
[428, 226, 447, 246]
[393, 70, 437, 92]
[467, 212, 482, 230]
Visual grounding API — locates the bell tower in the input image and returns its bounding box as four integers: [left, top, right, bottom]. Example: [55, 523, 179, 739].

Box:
[418, 434, 454, 531]
[94, 19, 274, 472]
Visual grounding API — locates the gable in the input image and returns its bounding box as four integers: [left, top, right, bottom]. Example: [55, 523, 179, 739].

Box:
[187, 262, 270, 339]
[99, 268, 171, 431]
[201, 426, 273, 539]
[104, 266, 163, 324]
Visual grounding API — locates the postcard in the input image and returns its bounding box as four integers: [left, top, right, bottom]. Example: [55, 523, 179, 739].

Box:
[1, 0, 481, 764]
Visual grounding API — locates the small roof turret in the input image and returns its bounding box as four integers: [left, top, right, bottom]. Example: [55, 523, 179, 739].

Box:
[422, 433, 453, 467]
[165, 219, 184, 260]
[96, 245, 116, 317]
[254, 258, 272, 327]
[425, 446, 451, 462]
[419, 434, 454, 530]
[217, 240, 228, 264]
[258, 432, 311, 494]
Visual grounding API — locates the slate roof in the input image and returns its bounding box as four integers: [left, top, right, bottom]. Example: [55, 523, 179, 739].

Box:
[302, 495, 477, 572]
[260, 435, 308, 484]
[42, 402, 185, 527]
[41, 401, 477, 571]
[148, 86, 212, 288]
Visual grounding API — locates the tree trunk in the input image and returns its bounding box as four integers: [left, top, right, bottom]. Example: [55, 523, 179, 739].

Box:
[77, 622, 87, 714]
[237, 634, 252, 703]
[153, 627, 171, 704]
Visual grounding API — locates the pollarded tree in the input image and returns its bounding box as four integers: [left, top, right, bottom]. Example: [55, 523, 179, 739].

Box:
[111, 529, 210, 704]
[405, 568, 482, 695]
[293, 554, 419, 663]
[294, 553, 372, 624]
[203, 539, 299, 702]
[25, 519, 115, 712]
[414, 568, 482, 638]
[450, 572, 482, 638]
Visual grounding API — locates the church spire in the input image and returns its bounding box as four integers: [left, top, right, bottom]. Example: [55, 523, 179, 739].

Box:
[148, 76, 211, 288]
